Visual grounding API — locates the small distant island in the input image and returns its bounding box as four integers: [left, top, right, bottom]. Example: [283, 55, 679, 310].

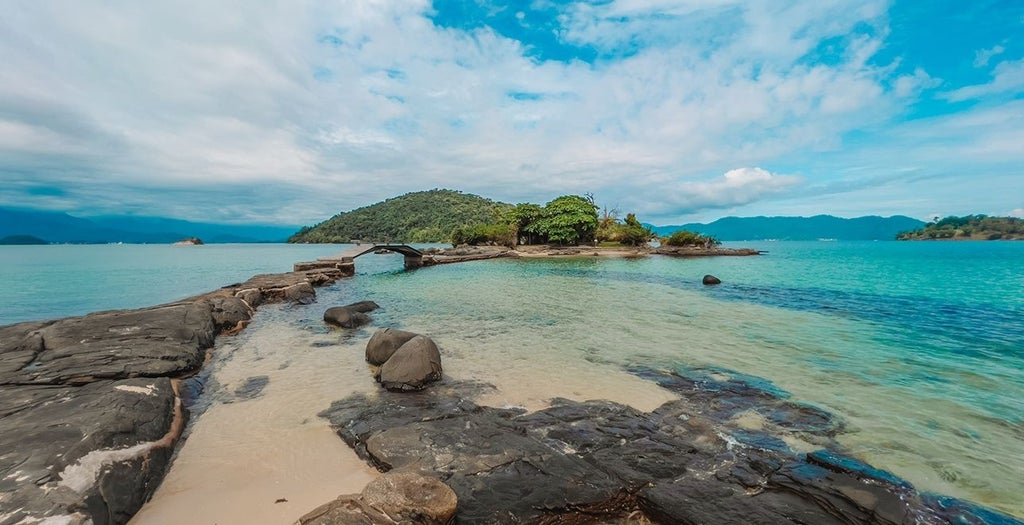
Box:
[897, 215, 1024, 240]
[0, 234, 48, 245]
[172, 237, 204, 245]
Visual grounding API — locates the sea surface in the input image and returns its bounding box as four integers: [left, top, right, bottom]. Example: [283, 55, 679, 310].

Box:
[2, 242, 1022, 522]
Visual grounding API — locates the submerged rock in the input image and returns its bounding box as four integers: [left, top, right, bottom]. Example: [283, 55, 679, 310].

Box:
[343, 301, 380, 313]
[323, 307, 371, 329]
[378, 335, 443, 392]
[703, 274, 722, 285]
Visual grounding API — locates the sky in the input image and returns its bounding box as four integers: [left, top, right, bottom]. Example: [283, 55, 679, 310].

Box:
[1, 0, 1023, 226]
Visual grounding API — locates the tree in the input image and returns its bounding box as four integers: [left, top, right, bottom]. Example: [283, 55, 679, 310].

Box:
[529, 195, 599, 245]
[618, 213, 656, 246]
[502, 203, 545, 245]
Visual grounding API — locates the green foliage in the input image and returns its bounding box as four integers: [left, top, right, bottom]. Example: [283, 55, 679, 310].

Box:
[288, 189, 512, 243]
[663, 229, 721, 247]
[502, 203, 545, 245]
[450, 223, 515, 247]
[527, 195, 599, 245]
[618, 213, 656, 246]
[897, 215, 1024, 240]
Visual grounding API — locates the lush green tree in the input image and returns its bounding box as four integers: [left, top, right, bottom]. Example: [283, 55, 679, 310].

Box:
[663, 229, 720, 247]
[528, 195, 599, 245]
[450, 223, 515, 247]
[618, 213, 656, 246]
[502, 203, 545, 245]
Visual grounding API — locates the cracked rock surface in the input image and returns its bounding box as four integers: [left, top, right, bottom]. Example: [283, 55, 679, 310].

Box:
[320, 370, 1022, 525]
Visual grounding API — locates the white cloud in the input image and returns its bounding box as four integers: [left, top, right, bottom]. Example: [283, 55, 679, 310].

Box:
[973, 45, 1005, 68]
[0, 0, 1019, 225]
[1008, 208, 1024, 218]
[943, 59, 1024, 102]
[649, 167, 802, 215]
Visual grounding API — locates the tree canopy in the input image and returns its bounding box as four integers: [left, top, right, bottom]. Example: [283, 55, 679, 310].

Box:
[897, 215, 1024, 240]
[526, 195, 600, 245]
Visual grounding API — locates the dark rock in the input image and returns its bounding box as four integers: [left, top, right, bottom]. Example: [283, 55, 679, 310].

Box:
[364, 328, 419, 366]
[233, 375, 270, 400]
[205, 295, 252, 330]
[323, 307, 371, 329]
[2, 303, 217, 386]
[703, 274, 722, 285]
[297, 471, 457, 525]
[284, 282, 316, 304]
[0, 377, 181, 525]
[378, 336, 442, 392]
[319, 373, 1020, 525]
[343, 301, 380, 313]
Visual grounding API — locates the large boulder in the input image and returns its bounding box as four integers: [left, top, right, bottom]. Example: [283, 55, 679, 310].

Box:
[365, 328, 419, 366]
[324, 307, 371, 329]
[702, 274, 722, 285]
[296, 471, 457, 525]
[378, 336, 442, 392]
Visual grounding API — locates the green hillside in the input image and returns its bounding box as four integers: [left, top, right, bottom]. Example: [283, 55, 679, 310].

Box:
[289, 189, 512, 243]
[897, 215, 1024, 240]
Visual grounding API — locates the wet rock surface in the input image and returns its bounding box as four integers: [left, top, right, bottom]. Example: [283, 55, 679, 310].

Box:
[321, 369, 1022, 525]
[323, 307, 371, 329]
[0, 269, 345, 524]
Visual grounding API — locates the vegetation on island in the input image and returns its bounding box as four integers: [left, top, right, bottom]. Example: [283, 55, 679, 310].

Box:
[896, 215, 1024, 240]
[291, 189, 670, 247]
[289, 189, 512, 243]
[662, 229, 721, 248]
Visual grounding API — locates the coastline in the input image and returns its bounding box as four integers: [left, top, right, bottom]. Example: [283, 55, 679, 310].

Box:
[1, 250, 1022, 524]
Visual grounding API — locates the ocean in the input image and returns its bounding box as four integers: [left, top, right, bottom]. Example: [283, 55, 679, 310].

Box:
[2, 242, 1022, 522]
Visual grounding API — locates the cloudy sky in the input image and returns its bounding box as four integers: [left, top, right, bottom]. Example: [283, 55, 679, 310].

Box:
[2, 0, 1022, 226]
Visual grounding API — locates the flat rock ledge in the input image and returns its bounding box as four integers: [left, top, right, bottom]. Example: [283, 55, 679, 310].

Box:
[653, 245, 761, 257]
[320, 368, 1021, 525]
[0, 268, 345, 525]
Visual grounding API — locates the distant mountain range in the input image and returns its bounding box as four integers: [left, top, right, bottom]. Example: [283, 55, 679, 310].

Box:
[1, 202, 927, 245]
[0, 207, 299, 244]
[647, 215, 926, 241]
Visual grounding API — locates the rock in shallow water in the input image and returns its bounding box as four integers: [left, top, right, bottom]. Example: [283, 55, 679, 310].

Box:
[378, 335, 443, 392]
[323, 307, 371, 329]
[319, 370, 1023, 525]
[365, 328, 419, 366]
[703, 274, 722, 285]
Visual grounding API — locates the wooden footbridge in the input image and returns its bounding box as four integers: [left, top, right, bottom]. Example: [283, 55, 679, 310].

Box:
[293, 244, 425, 274]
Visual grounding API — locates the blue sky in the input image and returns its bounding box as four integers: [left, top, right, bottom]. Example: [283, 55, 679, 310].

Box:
[1, 0, 1022, 225]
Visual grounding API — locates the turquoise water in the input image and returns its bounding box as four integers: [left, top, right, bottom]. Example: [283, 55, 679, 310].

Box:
[4, 241, 1023, 517]
[0, 244, 348, 324]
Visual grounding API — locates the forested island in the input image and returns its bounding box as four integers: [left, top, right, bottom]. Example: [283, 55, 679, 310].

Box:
[289, 189, 716, 248]
[897, 215, 1024, 240]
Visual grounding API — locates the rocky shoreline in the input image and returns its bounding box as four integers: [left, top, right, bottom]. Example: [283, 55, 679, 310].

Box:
[0, 266, 344, 525]
[2, 253, 1022, 525]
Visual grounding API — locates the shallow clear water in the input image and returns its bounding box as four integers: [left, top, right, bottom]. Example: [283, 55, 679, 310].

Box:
[4, 242, 1022, 519]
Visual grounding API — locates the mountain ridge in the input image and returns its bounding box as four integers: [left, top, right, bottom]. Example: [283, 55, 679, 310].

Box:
[0, 207, 299, 244]
[648, 214, 926, 241]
